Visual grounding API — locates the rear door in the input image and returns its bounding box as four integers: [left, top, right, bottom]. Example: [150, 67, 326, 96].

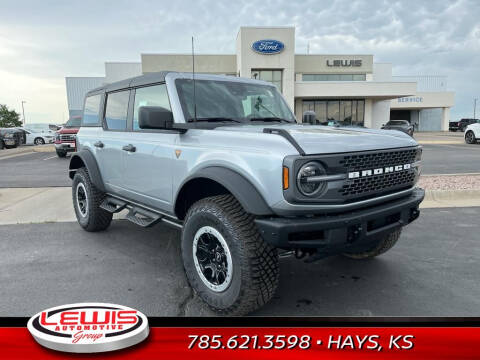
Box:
[122, 83, 177, 213]
[96, 89, 132, 196]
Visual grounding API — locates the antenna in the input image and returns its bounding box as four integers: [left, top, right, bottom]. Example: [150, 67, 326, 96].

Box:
[192, 36, 197, 126]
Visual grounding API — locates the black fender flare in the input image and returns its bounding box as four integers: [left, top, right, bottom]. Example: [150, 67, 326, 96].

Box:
[69, 149, 105, 192]
[175, 166, 273, 216]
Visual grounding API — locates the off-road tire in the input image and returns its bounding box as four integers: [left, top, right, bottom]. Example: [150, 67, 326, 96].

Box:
[181, 194, 279, 315]
[56, 149, 67, 158]
[72, 167, 112, 232]
[343, 229, 402, 259]
[465, 131, 477, 144]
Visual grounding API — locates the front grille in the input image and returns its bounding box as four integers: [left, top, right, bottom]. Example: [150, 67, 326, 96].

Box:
[338, 148, 420, 198]
[340, 149, 418, 171]
[60, 134, 76, 141]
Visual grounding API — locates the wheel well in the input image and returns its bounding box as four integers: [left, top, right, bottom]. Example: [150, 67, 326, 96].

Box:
[69, 155, 86, 179]
[175, 178, 231, 220]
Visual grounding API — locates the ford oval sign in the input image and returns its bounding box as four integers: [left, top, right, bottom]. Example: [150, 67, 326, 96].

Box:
[252, 39, 284, 54]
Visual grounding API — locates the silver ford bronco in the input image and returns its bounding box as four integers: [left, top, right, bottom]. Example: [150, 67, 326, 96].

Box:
[69, 72, 424, 315]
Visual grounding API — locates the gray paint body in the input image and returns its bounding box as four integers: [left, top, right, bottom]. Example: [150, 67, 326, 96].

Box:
[76, 72, 419, 218]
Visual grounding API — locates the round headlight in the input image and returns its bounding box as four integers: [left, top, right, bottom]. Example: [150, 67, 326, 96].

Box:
[296, 161, 327, 196]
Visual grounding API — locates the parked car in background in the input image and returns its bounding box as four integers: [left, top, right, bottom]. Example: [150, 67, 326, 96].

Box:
[464, 121, 480, 144]
[27, 123, 58, 134]
[0, 129, 17, 149]
[55, 116, 81, 157]
[0, 128, 24, 148]
[381, 120, 414, 136]
[22, 128, 55, 145]
[449, 118, 478, 132]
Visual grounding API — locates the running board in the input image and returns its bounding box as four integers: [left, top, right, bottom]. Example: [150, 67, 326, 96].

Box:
[102, 194, 183, 229]
[100, 197, 127, 213]
[126, 207, 161, 228]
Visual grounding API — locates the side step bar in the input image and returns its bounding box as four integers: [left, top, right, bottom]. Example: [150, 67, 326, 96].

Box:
[100, 195, 183, 229]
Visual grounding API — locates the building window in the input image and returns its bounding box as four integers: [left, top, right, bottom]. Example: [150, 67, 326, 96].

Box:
[252, 70, 282, 92]
[302, 74, 366, 81]
[302, 99, 365, 126]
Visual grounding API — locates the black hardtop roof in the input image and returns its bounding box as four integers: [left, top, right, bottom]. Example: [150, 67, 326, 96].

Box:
[86, 71, 174, 96]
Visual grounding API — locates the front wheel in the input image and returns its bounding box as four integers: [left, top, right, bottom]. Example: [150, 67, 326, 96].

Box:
[56, 149, 67, 158]
[181, 195, 279, 315]
[72, 167, 112, 232]
[343, 229, 402, 259]
[465, 131, 477, 144]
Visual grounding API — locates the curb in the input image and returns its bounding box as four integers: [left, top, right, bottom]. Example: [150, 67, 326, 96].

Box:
[421, 189, 480, 209]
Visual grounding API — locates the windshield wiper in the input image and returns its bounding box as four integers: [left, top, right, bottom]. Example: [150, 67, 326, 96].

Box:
[250, 117, 292, 123]
[187, 117, 242, 123]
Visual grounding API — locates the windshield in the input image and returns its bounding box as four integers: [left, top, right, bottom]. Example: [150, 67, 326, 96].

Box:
[175, 79, 296, 123]
[388, 121, 408, 126]
[64, 117, 82, 128]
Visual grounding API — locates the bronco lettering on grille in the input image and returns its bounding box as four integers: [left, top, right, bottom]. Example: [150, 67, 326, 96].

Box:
[348, 163, 412, 179]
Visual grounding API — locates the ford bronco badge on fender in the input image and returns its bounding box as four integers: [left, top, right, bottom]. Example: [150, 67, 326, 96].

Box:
[68, 72, 424, 315]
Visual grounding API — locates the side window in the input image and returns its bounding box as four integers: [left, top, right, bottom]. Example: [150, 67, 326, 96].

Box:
[133, 84, 171, 130]
[104, 91, 130, 130]
[83, 95, 102, 125]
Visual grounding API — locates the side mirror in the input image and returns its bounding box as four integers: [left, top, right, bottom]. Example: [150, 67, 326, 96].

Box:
[302, 110, 316, 125]
[139, 106, 174, 129]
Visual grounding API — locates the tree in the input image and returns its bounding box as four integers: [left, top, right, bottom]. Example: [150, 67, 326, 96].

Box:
[0, 104, 22, 128]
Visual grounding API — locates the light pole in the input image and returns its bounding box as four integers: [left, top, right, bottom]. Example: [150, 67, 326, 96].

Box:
[474, 98, 478, 120]
[21, 100, 26, 126]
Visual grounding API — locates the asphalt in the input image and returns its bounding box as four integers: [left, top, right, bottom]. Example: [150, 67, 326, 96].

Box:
[0, 143, 479, 190]
[421, 143, 480, 174]
[0, 152, 71, 188]
[0, 207, 479, 317]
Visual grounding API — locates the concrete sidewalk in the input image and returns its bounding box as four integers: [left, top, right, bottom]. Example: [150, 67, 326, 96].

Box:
[0, 144, 55, 160]
[1, 186, 479, 225]
[414, 131, 464, 145]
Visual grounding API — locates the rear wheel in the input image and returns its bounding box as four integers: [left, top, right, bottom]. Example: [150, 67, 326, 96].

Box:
[56, 149, 67, 157]
[72, 167, 112, 232]
[34, 137, 45, 145]
[343, 229, 402, 259]
[181, 194, 279, 315]
[465, 131, 476, 144]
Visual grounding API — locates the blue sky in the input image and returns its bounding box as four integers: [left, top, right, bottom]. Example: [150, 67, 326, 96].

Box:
[0, 0, 478, 124]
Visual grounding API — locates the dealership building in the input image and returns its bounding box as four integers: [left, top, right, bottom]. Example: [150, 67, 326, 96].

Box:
[66, 26, 455, 131]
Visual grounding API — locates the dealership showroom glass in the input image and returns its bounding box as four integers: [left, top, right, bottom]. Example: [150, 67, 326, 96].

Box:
[67, 26, 455, 131]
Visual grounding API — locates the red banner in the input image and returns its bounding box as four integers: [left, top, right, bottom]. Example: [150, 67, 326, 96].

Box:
[1, 327, 479, 359]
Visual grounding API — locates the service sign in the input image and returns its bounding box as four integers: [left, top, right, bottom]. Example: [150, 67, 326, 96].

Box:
[252, 39, 284, 54]
[27, 303, 149, 353]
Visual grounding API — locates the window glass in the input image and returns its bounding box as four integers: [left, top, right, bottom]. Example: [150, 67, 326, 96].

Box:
[302, 74, 366, 81]
[104, 91, 129, 130]
[252, 70, 282, 93]
[355, 100, 365, 126]
[175, 79, 295, 122]
[83, 95, 101, 125]
[133, 84, 171, 130]
[302, 99, 365, 127]
[327, 101, 340, 123]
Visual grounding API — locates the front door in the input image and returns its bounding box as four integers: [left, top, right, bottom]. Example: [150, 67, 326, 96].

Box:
[122, 84, 176, 213]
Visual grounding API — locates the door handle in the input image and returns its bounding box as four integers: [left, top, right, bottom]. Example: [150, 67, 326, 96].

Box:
[94, 141, 104, 148]
[122, 144, 136, 152]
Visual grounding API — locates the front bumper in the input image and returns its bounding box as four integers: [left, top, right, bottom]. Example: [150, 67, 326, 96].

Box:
[55, 142, 76, 152]
[3, 139, 16, 146]
[255, 188, 425, 252]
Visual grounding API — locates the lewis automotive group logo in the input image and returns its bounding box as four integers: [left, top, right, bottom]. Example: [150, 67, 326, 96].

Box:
[27, 303, 149, 353]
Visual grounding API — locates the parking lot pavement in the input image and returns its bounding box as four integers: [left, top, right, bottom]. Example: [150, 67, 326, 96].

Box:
[0, 207, 479, 317]
[0, 152, 71, 188]
[421, 143, 480, 174]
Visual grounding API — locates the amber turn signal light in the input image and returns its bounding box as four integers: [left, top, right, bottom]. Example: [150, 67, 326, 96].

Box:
[283, 166, 289, 190]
